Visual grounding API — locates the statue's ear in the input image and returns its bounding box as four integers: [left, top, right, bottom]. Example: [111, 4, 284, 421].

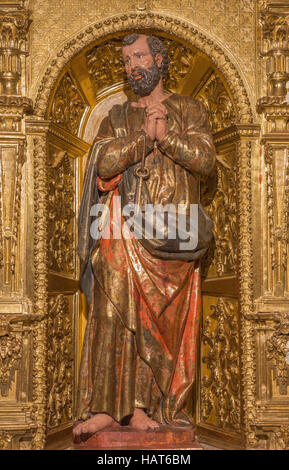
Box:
[155, 53, 163, 68]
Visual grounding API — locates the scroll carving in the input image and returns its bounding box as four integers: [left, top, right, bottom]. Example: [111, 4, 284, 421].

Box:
[50, 72, 87, 136]
[202, 158, 237, 277]
[0, 319, 22, 397]
[197, 74, 236, 133]
[48, 153, 75, 275]
[86, 39, 124, 94]
[201, 298, 241, 430]
[47, 295, 73, 429]
[162, 38, 196, 92]
[266, 315, 289, 395]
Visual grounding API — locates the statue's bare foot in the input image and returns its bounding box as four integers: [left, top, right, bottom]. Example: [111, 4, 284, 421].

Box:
[73, 413, 115, 438]
[129, 408, 160, 430]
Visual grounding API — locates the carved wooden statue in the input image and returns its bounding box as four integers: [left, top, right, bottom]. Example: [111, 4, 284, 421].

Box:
[73, 34, 216, 439]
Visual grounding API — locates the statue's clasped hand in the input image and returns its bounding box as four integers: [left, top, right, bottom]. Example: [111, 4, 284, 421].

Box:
[144, 102, 168, 142]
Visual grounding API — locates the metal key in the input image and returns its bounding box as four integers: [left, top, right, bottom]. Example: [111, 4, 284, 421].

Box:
[134, 135, 150, 213]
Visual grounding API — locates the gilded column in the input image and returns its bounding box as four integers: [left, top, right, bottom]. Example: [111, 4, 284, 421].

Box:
[252, 0, 289, 449]
[0, 1, 39, 451]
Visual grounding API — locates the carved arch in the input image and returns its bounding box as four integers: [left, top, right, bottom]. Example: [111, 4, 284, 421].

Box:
[33, 11, 255, 123]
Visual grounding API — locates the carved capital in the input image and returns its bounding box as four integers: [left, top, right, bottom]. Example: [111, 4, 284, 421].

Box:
[0, 8, 31, 95]
[0, 96, 32, 132]
[259, 4, 289, 100]
[0, 138, 26, 291]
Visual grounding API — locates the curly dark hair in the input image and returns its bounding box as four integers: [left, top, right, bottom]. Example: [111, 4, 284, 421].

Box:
[122, 34, 169, 78]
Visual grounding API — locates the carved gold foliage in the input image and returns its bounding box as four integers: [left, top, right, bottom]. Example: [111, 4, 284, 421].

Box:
[162, 38, 195, 92]
[34, 136, 48, 315]
[0, 320, 22, 397]
[86, 35, 196, 96]
[0, 432, 12, 450]
[48, 153, 75, 275]
[237, 141, 256, 447]
[0, 141, 26, 286]
[201, 298, 241, 430]
[50, 72, 87, 136]
[249, 425, 289, 450]
[47, 295, 73, 429]
[32, 136, 48, 450]
[270, 425, 289, 450]
[266, 315, 289, 395]
[197, 74, 236, 133]
[203, 158, 237, 277]
[86, 38, 124, 94]
[264, 144, 289, 292]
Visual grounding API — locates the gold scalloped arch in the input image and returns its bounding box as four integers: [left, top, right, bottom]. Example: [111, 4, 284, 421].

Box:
[33, 11, 255, 123]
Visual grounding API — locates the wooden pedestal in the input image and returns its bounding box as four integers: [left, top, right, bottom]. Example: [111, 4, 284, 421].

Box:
[72, 424, 203, 450]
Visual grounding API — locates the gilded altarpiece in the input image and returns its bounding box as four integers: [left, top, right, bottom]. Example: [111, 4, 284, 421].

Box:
[40, 30, 253, 449]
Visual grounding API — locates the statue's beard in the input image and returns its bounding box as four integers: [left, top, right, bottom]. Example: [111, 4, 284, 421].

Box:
[128, 62, 161, 96]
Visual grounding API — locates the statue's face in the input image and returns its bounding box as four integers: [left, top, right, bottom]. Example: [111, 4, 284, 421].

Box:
[122, 35, 163, 96]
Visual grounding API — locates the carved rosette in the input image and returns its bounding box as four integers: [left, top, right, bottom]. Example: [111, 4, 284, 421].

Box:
[48, 153, 75, 275]
[50, 72, 87, 136]
[201, 297, 241, 430]
[47, 295, 73, 429]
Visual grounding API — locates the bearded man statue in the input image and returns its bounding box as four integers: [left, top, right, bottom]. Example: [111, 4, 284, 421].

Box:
[73, 33, 216, 438]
